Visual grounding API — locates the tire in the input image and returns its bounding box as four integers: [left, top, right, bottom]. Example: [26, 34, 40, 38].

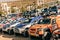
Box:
[0, 28, 2, 32]
[43, 32, 52, 40]
[23, 31, 29, 37]
[14, 33, 20, 36]
[43, 28, 52, 40]
[51, 34, 58, 40]
[8, 29, 14, 35]
[14, 33, 17, 36]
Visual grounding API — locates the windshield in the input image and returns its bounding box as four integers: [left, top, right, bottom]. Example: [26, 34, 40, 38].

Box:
[16, 24, 25, 28]
[38, 18, 51, 24]
[22, 19, 32, 24]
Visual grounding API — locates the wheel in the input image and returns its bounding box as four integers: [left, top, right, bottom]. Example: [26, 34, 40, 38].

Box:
[14, 33, 17, 36]
[23, 28, 29, 37]
[23, 31, 29, 37]
[51, 34, 58, 40]
[8, 29, 14, 35]
[43, 32, 52, 40]
[43, 28, 52, 40]
[0, 28, 2, 32]
[2, 31, 5, 34]
[14, 33, 20, 36]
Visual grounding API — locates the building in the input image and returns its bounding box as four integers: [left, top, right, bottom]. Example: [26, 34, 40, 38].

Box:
[37, 0, 58, 8]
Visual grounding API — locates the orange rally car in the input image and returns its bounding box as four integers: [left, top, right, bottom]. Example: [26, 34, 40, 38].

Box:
[28, 15, 60, 40]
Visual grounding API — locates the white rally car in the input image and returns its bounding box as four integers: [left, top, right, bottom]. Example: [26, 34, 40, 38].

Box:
[13, 16, 43, 37]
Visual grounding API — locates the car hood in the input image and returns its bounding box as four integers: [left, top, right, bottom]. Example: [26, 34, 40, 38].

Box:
[30, 24, 51, 29]
[16, 23, 26, 28]
[10, 22, 20, 28]
[21, 23, 32, 29]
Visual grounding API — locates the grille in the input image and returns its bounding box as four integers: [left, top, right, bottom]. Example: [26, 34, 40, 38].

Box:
[30, 29, 36, 33]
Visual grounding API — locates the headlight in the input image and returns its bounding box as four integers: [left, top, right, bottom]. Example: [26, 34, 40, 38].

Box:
[43, 13, 46, 15]
[37, 28, 42, 31]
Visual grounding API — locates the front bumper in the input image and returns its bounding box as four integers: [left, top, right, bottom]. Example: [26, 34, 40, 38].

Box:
[29, 30, 44, 37]
[2, 28, 10, 32]
[2, 29, 7, 32]
[29, 33, 39, 37]
[14, 28, 25, 34]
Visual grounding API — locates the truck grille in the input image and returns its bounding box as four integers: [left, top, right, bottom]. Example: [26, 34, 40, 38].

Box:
[30, 29, 36, 33]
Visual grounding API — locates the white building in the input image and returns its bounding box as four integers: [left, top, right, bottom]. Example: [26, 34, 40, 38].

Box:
[1, 3, 11, 14]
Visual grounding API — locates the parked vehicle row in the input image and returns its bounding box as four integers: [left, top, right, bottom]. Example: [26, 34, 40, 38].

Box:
[0, 5, 60, 40]
[0, 14, 43, 37]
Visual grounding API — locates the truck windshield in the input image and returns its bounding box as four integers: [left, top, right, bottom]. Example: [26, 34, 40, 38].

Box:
[38, 18, 51, 24]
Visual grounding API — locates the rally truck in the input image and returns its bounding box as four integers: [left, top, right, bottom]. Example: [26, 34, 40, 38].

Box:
[28, 15, 60, 40]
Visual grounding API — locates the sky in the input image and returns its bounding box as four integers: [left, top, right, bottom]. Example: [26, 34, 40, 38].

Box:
[0, 0, 19, 2]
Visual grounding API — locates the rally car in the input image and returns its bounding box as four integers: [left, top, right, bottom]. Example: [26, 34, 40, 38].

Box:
[6, 18, 27, 35]
[13, 16, 43, 37]
[2, 20, 17, 33]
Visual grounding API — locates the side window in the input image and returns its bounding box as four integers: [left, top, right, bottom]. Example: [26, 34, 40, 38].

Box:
[52, 19, 56, 24]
